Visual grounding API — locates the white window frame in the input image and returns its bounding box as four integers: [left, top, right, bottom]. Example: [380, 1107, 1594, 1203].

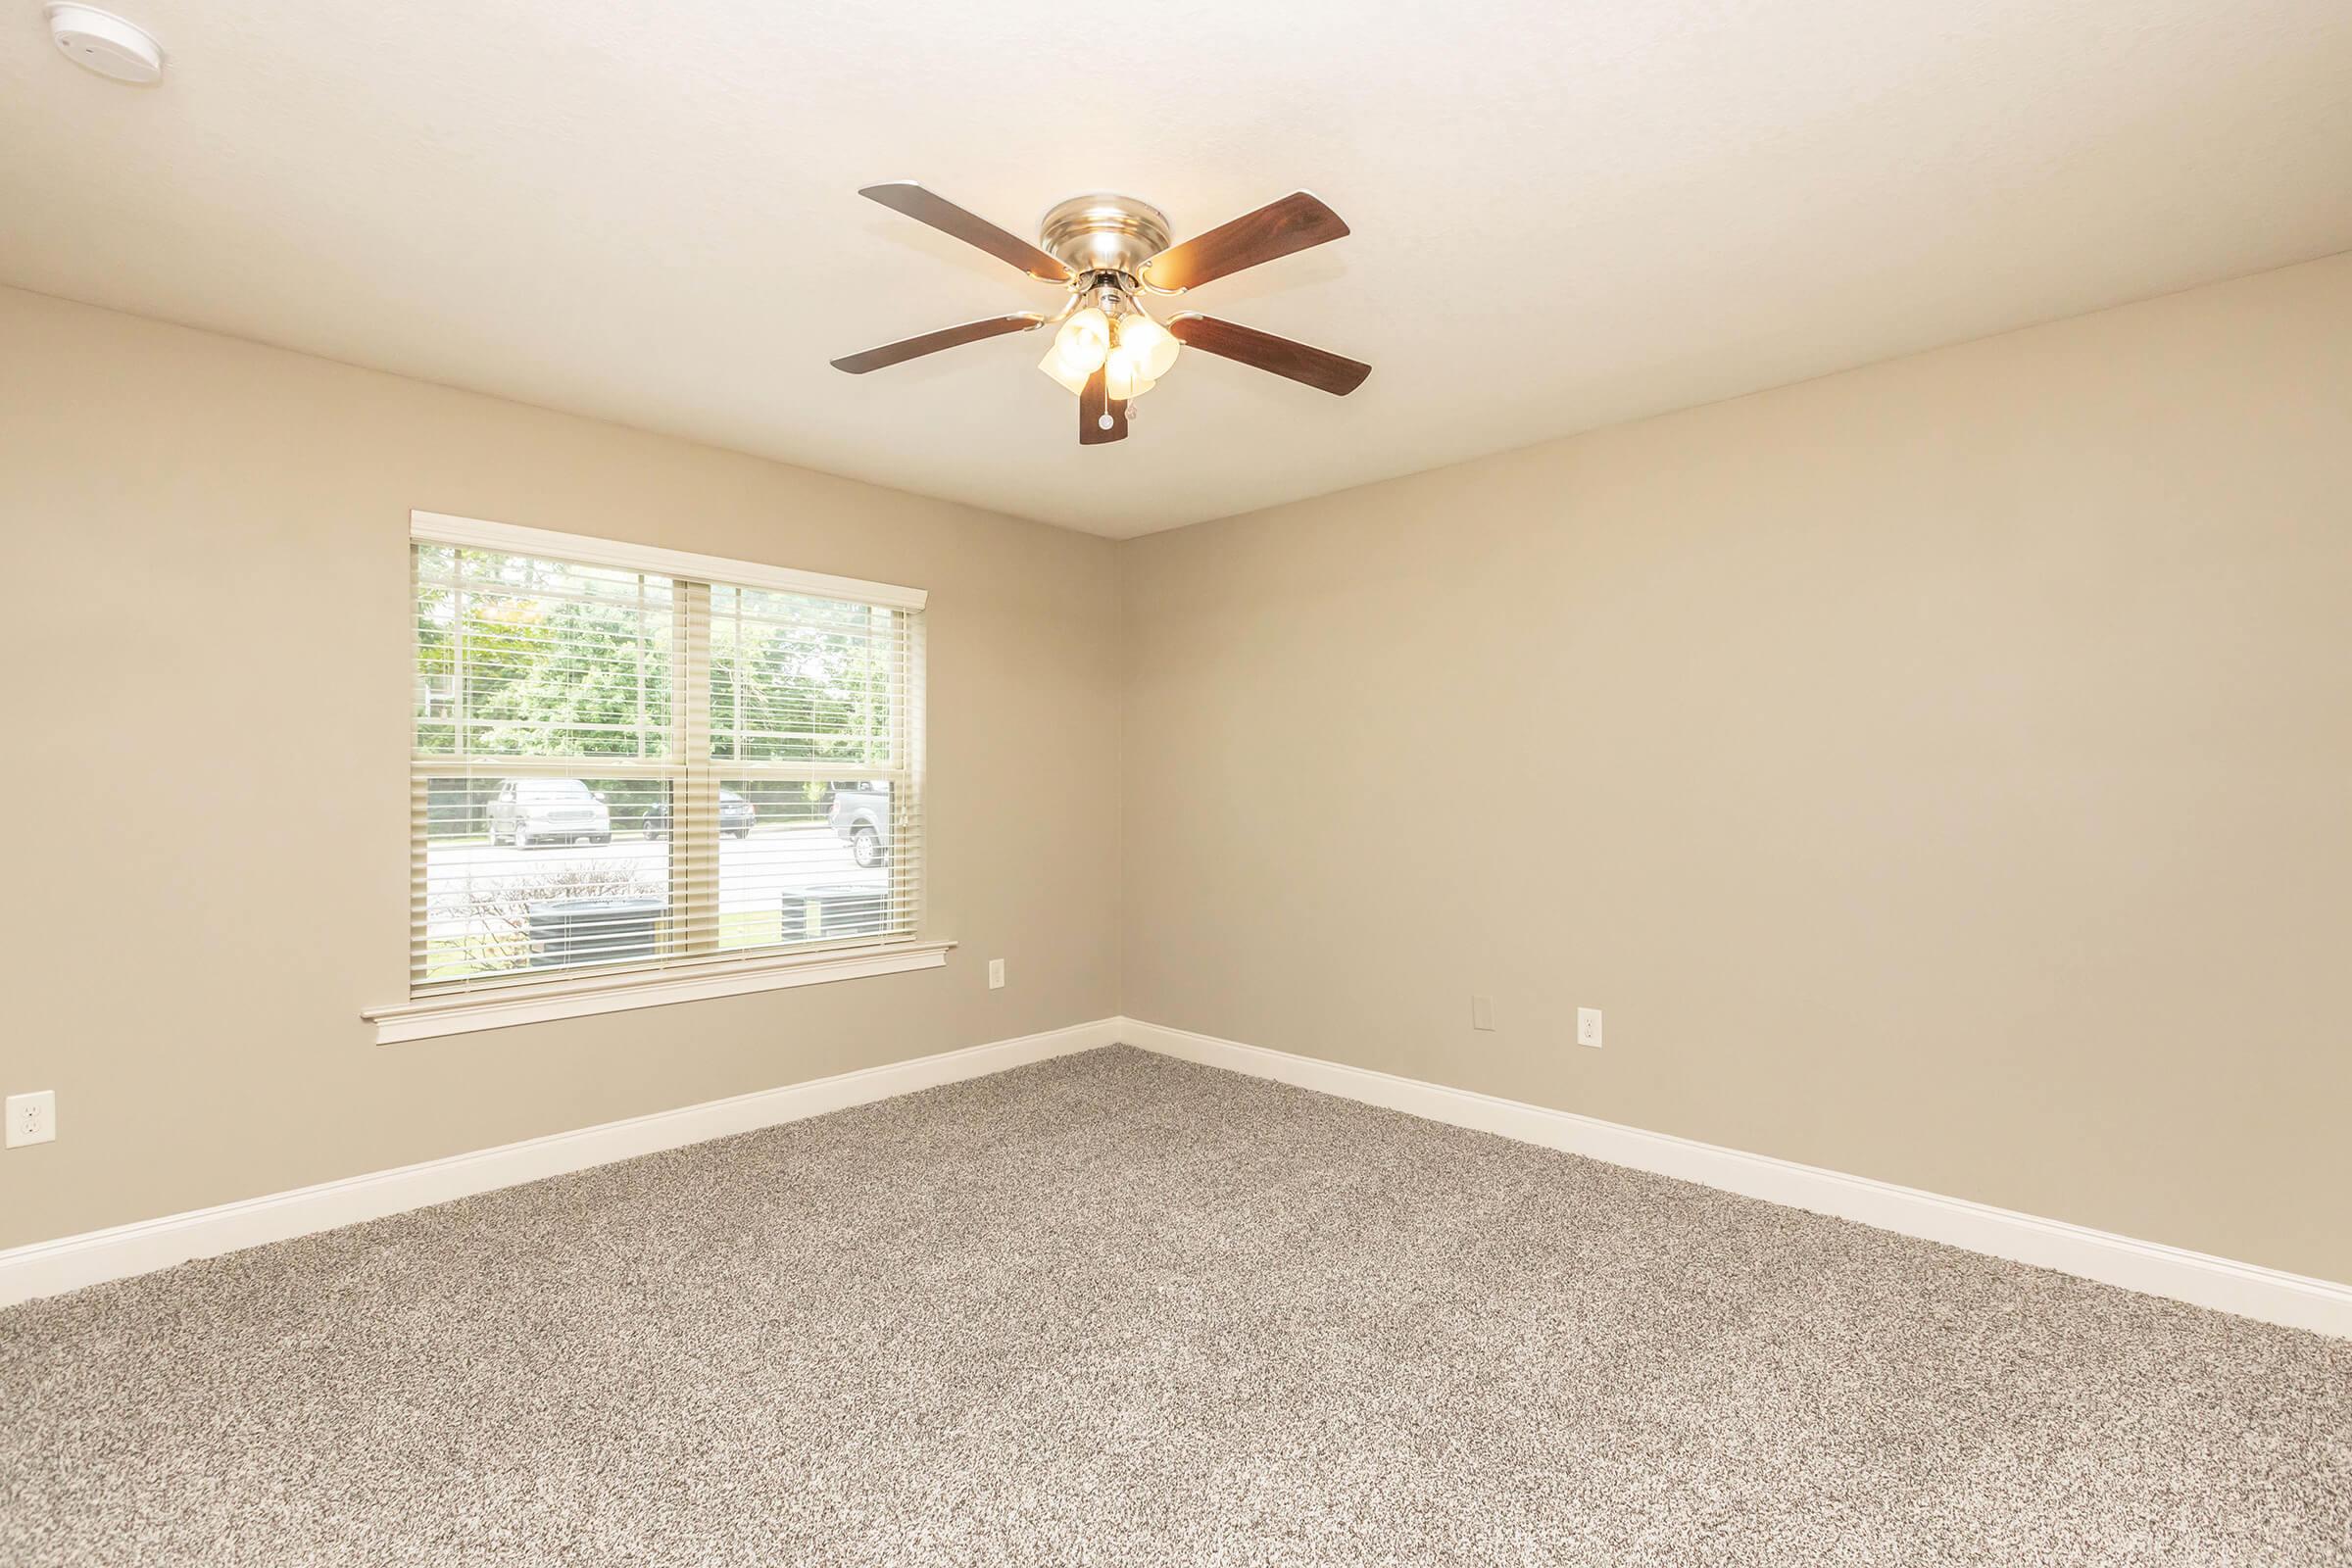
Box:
[365, 512, 949, 1044]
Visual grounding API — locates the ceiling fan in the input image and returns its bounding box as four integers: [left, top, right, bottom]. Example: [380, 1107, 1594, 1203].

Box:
[830, 184, 1370, 446]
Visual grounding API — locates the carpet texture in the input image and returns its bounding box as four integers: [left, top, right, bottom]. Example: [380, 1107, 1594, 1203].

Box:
[3, 1045, 2347, 1565]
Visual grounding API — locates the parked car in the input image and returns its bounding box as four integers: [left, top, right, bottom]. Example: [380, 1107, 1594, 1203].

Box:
[487, 777, 611, 848]
[828, 781, 890, 868]
[639, 789, 757, 841]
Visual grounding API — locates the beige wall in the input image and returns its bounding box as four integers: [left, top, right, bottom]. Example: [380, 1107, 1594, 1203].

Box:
[0, 286, 1121, 1250]
[10, 255, 2348, 1284]
[1120, 254, 2352, 1284]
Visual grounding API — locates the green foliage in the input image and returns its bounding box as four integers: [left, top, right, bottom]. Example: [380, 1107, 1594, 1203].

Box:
[463, 594, 670, 757]
[710, 612, 893, 767]
[416, 549, 899, 767]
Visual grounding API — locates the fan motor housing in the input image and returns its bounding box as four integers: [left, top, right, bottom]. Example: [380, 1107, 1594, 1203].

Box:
[1039, 194, 1172, 280]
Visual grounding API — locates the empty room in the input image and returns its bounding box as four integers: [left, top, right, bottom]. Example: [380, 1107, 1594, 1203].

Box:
[3, 2, 2348, 1561]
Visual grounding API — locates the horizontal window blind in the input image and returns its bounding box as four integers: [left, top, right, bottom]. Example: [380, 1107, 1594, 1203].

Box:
[411, 528, 924, 1000]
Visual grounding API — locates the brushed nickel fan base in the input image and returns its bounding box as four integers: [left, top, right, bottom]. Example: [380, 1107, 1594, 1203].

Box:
[1038, 193, 1174, 279]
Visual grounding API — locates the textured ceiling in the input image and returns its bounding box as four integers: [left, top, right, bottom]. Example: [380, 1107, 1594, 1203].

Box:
[5, 1, 2350, 536]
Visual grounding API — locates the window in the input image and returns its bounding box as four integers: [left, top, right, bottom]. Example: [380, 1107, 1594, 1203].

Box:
[375, 513, 938, 1042]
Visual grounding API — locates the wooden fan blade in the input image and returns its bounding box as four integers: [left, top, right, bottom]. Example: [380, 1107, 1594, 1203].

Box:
[1141, 192, 1349, 291]
[830, 313, 1046, 374]
[1166, 314, 1371, 396]
[1079, 368, 1129, 444]
[858, 183, 1071, 282]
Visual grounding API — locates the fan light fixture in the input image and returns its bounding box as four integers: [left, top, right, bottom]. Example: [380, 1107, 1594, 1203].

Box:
[1037, 307, 1113, 396]
[831, 185, 1370, 447]
[1037, 303, 1182, 408]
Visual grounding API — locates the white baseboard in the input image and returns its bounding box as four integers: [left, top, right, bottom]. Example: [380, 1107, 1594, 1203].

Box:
[15, 1014, 2345, 1339]
[1117, 1018, 2352, 1340]
[0, 1017, 1121, 1308]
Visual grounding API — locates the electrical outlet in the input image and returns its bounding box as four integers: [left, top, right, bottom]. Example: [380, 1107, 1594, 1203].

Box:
[988, 958, 1005, 991]
[1576, 1007, 1603, 1049]
[6, 1091, 56, 1148]
[1471, 994, 1495, 1031]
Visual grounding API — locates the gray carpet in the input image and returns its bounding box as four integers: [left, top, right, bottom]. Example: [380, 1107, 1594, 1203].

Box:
[3, 1046, 2346, 1565]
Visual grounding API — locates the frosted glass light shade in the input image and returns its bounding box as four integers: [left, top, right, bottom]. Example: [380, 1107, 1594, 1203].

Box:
[1117, 315, 1181, 379]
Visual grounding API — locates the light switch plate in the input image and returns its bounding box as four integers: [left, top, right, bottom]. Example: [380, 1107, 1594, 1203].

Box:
[6, 1090, 56, 1147]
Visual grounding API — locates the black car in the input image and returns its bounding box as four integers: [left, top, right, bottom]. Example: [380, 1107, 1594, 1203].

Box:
[640, 790, 757, 840]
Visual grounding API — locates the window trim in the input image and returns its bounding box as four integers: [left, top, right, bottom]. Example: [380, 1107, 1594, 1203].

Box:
[409, 512, 929, 612]
[365, 939, 955, 1044]
[374, 511, 936, 1043]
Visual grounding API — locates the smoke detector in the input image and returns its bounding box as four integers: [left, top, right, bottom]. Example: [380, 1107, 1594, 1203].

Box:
[46, 5, 164, 85]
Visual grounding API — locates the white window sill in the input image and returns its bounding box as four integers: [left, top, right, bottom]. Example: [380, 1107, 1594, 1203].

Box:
[364, 941, 955, 1045]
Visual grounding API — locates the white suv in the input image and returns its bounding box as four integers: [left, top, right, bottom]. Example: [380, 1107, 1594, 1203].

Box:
[486, 778, 612, 848]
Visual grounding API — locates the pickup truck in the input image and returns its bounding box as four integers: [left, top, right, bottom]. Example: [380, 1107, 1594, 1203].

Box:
[827, 781, 891, 868]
